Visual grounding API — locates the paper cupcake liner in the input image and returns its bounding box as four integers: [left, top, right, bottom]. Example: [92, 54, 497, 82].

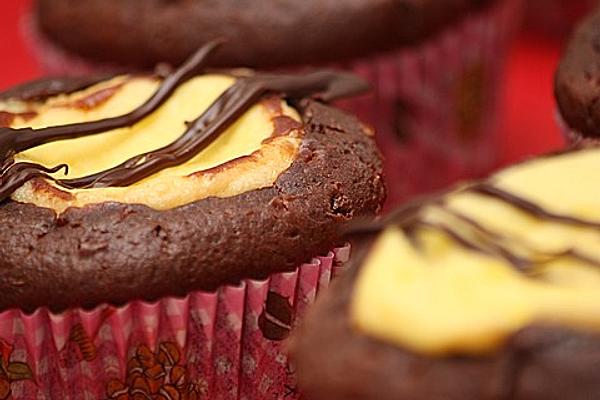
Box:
[23, 0, 521, 207]
[333, 0, 523, 205]
[0, 245, 350, 400]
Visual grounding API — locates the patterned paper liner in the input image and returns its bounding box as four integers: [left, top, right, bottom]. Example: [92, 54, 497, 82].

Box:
[332, 0, 523, 205]
[0, 245, 350, 400]
[22, 0, 521, 208]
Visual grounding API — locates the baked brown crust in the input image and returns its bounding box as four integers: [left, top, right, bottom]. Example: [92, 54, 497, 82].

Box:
[35, 0, 493, 69]
[0, 99, 385, 313]
[290, 246, 600, 400]
[556, 6, 600, 137]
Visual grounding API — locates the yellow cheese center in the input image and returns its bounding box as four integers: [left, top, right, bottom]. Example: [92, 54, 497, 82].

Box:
[3, 75, 302, 212]
[352, 148, 600, 356]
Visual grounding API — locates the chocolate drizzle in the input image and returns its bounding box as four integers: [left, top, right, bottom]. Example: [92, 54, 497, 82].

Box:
[0, 41, 220, 163]
[0, 75, 114, 102]
[0, 162, 69, 205]
[60, 70, 368, 189]
[346, 175, 600, 273]
[470, 182, 600, 229]
[0, 41, 369, 202]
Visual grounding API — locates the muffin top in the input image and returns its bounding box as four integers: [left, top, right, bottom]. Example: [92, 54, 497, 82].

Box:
[0, 44, 385, 313]
[36, 0, 494, 69]
[291, 145, 600, 400]
[352, 145, 600, 355]
[556, 6, 600, 137]
[351, 148, 600, 355]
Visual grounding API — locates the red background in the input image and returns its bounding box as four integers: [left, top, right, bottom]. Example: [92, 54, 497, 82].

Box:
[0, 0, 566, 168]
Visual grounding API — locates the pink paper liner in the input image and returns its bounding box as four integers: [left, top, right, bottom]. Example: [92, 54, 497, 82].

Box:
[0, 245, 350, 400]
[333, 0, 523, 206]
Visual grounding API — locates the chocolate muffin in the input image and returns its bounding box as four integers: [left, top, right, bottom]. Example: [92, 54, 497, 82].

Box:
[555, 5, 600, 139]
[291, 145, 600, 400]
[34, 0, 494, 69]
[28, 0, 522, 206]
[0, 43, 385, 314]
[0, 43, 385, 399]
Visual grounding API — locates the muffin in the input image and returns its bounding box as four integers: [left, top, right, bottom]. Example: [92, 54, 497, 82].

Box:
[556, 5, 600, 143]
[291, 144, 600, 400]
[0, 44, 385, 399]
[26, 0, 523, 205]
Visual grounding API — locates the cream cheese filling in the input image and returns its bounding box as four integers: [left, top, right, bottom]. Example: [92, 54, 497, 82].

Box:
[352, 148, 600, 356]
[2, 75, 303, 212]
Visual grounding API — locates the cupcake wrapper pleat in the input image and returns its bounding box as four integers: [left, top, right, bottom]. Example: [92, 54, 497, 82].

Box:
[334, 0, 523, 204]
[22, 0, 522, 207]
[0, 245, 350, 400]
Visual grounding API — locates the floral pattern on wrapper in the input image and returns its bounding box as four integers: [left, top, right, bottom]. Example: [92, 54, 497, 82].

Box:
[0, 339, 34, 400]
[106, 342, 199, 400]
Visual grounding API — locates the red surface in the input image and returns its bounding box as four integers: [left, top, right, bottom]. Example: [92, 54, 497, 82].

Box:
[498, 35, 565, 164]
[0, 0, 565, 166]
[0, 0, 39, 89]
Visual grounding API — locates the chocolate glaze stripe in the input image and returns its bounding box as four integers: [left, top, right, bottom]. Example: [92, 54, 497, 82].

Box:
[440, 206, 505, 241]
[439, 203, 600, 271]
[0, 75, 115, 102]
[562, 249, 600, 268]
[418, 220, 489, 255]
[419, 219, 534, 271]
[469, 182, 600, 229]
[0, 42, 369, 202]
[439, 206, 543, 270]
[345, 180, 600, 272]
[0, 162, 69, 204]
[60, 70, 369, 189]
[0, 41, 221, 163]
